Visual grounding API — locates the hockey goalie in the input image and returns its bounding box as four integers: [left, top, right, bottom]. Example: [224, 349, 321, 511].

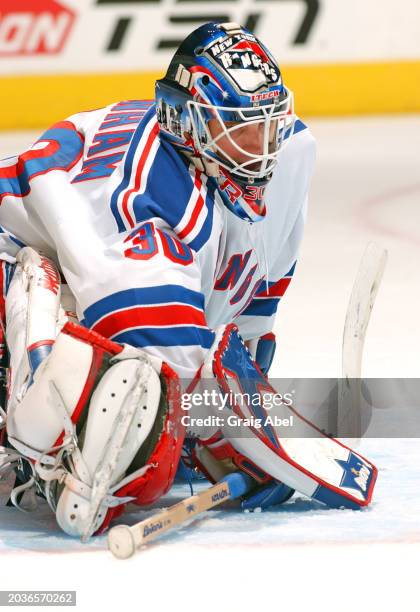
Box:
[0, 22, 376, 540]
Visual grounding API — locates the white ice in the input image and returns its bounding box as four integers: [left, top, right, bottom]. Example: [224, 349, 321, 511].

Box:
[0, 117, 419, 612]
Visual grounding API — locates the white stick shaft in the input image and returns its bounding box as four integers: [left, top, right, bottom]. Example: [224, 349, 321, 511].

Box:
[338, 242, 388, 437]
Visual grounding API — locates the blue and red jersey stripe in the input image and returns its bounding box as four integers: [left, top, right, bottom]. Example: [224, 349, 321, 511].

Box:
[82, 285, 215, 349]
[110, 105, 216, 252]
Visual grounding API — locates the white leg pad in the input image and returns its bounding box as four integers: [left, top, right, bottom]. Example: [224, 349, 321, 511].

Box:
[56, 357, 161, 536]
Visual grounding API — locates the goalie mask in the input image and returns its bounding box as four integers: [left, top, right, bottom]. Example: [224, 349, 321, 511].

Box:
[155, 22, 295, 222]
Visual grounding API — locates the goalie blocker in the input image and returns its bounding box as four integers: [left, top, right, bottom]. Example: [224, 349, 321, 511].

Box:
[191, 325, 377, 511]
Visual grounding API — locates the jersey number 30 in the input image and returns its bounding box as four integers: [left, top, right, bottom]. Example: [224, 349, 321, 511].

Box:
[123, 221, 193, 266]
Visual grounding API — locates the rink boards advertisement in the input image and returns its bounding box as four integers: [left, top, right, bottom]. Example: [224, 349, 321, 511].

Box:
[1, 0, 420, 127]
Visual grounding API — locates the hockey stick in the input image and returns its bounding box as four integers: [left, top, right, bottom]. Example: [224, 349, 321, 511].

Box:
[107, 472, 254, 559]
[336, 242, 388, 438]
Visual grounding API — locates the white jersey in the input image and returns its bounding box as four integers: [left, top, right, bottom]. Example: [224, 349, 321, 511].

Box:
[0, 101, 315, 377]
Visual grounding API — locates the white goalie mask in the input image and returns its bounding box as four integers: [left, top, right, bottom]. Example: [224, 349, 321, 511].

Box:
[156, 22, 296, 189]
[187, 90, 295, 180]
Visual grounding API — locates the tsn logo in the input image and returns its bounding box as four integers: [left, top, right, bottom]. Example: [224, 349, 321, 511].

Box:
[0, 0, 75, 56]
[96, 0, 320, 52]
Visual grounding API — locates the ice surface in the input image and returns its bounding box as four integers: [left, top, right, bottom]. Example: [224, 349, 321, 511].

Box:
[0, 118, 419, 611]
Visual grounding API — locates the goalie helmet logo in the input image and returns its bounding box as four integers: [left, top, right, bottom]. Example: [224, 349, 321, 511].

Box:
[205, 32, 281, 95]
